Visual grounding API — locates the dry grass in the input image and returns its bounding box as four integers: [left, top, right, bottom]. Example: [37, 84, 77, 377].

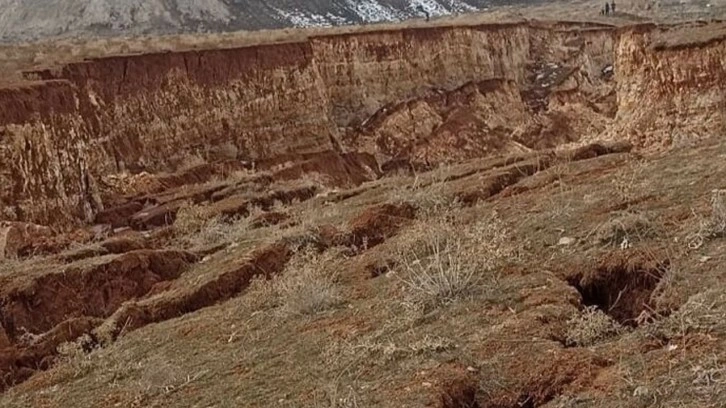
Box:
[685, 189, 726, 249]
[386, 165, 461, 217]
[710, 189, 726, 236]
[55, 334, 96, 380]
[174, 201, 248, 248]
[648, 289, 726, 340]
[591, 211, 657, 248]
[565, 306, 624, 347]
[397, 232, 481, 306]
[246, 249, 342, 317]
[395, 209, 513, 308]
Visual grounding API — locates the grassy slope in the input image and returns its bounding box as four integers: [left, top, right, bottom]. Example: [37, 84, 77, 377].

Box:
[2, 138, 726, 407]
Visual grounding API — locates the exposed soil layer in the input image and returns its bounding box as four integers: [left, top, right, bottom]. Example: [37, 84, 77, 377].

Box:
[0, 249, 196, 390]
[347, 203, 417, 249]
[6, 19, 720, 228]
[99, 242, 294, 340]
[0, 317, 103, 390]
[0, 249, 197, 339]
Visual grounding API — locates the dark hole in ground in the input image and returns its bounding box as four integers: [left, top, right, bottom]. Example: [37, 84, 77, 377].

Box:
[479, 391, 556, 408]
[439, 379, 480, 408]
[568, 252, 668, 326]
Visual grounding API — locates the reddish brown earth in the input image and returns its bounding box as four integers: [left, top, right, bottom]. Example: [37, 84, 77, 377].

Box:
[2, 20, 724, 229]
[1, 15, 726, 408]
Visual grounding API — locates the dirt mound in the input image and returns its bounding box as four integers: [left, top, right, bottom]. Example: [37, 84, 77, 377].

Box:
[0, 249, 195, 390]
[250, 211, 290, 229]
[99, 242, 292, 341]
[0, 316, 103, 391]
[347, 203, 417, 249]
[0, 249, 196, 339]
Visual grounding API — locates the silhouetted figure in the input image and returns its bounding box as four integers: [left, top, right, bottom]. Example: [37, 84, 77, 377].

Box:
[416, 5, 431, 21]
[611, 1, 616, 13]
[600, 7, 605, 15]
[605, 2, 610, 15]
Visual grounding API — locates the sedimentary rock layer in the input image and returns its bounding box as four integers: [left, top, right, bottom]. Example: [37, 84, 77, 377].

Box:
[0, 21, 722, 227]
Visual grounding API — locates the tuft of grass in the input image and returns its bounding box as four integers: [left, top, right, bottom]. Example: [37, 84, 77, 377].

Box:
[395, 211, 512, 307]
[591, 212, 657, 248]
[387, 165, 461, 217]
[398, 233, 480, 306]
[685, 189, 726, 249]
[174, 201, 213, 235]
[174, 201, 247, 247]
[55, 334, 97, 380]
[565, 306, 624, 347]
[247, 249, 342, 317]
[710, 189, 726, 236]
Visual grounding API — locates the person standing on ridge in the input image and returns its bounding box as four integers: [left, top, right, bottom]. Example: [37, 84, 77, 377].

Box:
[605, 2, 610, 15]
[416, 5, 431, 21]
[611, 1, 616, 13]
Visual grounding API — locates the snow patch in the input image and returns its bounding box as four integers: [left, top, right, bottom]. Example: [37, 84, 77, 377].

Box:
[273, 7, 334, 28]
[408, 0, 478, 17]
[326, 13, 349, 25]
[345, 0, 401, 23]
[409, 0, 450, 16]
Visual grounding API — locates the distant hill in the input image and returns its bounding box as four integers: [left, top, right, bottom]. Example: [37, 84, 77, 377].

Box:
[0, 0, 498, 42]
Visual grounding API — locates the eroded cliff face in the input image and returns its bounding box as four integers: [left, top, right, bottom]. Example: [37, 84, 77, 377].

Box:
[604, 26, 726, 149]
[0, 21, 721, 228]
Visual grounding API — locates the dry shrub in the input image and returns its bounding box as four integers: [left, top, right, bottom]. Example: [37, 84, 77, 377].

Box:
[565, 306, 624, 347]
[246, 249, 342, 316]
[710, 189, 726, 236]
[174, 201, 243, 247]
[56, 334, 96, 379]
[685, 189, 726, 249]
[396, 211, 513, 307]
[612, 158, 646, 203]
[648, 289, 726, 340]
[387, 166, 461, 217]
[174, 201, 213, 234]
[591, 212, 657, 248]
